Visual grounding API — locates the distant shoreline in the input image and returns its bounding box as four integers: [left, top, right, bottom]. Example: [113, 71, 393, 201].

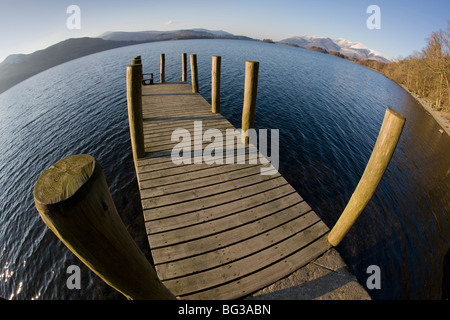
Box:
[353, 60, 450, 138]
[399, 84, 450, 138]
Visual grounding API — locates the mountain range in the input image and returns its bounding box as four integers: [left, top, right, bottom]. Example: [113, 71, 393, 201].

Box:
[0, 37, 139, 94]
[99, 28, 252, 42]
[0, 29, 391, 94]
[0, 29, 254, 94]
[279, 35, 392, 63]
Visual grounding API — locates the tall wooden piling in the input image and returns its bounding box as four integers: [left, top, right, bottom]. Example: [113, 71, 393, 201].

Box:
[132, 56, 141, 65]
[241, 61, 259, 145]
[182, 53, 187, 82]
[190, 54, 199, 93]
[126, 64, 145, 161]
[211, 56, 221, 113]
[328, 108, 406, 247]
[33, 154, 176, 300]
[160, 53, 165, 83]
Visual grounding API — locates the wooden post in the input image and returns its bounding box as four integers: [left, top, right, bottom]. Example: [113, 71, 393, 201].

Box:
[327, 108, 406, 247]
[182, 53, 187, 82]
[126, 64, 145, 160]
[160, 53, 165, 83]
[211, 56, 221, 113]
[190, 54, 199, 93]
[241, 61, 259, 145]
[132, 56, 141, 65]
[33, 154, 176, 300]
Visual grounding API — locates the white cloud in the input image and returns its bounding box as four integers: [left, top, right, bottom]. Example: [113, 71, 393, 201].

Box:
[164, 20, 173, 25]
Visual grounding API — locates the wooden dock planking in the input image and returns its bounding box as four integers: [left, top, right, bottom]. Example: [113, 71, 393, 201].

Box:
[135, 81, 331, 299]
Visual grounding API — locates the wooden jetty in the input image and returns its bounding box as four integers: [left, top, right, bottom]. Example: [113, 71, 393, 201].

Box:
[33, 53, 405, 300]
[128, 54, 405, 299]
[135, 80, 330, 299]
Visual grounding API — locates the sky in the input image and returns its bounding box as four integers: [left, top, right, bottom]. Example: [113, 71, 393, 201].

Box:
[0, 0, 449, 63]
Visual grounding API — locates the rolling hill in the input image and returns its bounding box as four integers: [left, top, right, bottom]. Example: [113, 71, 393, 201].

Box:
[0, 37, 139, 94]
[0, 29, 254, 94]
[0, 29, 391, 95]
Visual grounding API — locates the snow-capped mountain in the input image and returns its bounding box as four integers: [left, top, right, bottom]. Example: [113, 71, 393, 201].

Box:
[280, 36, 392, 63]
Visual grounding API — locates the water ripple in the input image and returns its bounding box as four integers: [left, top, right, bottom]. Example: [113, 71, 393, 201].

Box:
[0, 39, 448, 300]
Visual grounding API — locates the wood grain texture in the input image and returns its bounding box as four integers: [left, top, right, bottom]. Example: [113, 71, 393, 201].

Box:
[34, 154, 175, 300]
[328, 108, 405, 246]
[211, 56, 221, 113]
[190, 54, 199, 93]
[135, 82, 330, 299]
[126, 64, 145, 160]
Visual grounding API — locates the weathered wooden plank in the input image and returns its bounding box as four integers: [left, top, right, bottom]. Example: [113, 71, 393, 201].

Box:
[141, 169, 276, 208]
[143, 130, 247, 154]
[143, 121, 233, 140]
[136, 156, 173, 167]
[160, 222, 329, 296]
[141, 82, 193, 94]
[140, 165, 262, 197]
[144, 184, 297, 233]
[150, 200, 316, 262]
[143, 127, 236, 146]
[153, 207, 321, 280]
[143, 114, 225, 124]
[134, 81, 330, 300]
[148, 192, 306, 247]
[142, 176, 287, 215]
[137, 150, 255, 176]
[181, 235, 331, 300]
[140, 164, 255, 191]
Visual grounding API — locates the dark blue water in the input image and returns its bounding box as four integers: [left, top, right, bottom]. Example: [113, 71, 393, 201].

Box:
[0, 39, 449, 300]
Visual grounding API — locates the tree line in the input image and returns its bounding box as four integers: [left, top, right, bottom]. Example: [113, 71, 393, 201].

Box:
[357, 22, 450, 111]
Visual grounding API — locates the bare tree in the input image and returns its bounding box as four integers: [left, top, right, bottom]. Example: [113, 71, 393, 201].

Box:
[359, 21, 449, 111]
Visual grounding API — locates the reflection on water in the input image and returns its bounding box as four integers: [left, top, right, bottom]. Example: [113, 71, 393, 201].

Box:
[0, 39, 448, 299]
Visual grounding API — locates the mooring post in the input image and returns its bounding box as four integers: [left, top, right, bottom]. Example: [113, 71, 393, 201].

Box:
[241, 61, 259, 145]
[126, 64, 145, 161]
[33, 154, 176, 300]
[182, 53, 187, 82]
[190, 54, 199, 93]
[132, 56, 141, 65]
[160, 53, 165, 83]
[328, 108, 406, 247]
[211, 56, 221, 113]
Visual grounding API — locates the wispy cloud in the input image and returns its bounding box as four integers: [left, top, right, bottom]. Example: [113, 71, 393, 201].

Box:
[164, 20, 173, 25]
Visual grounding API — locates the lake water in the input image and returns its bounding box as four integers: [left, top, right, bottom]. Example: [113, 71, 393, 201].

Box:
[0, 39, 449, 300]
